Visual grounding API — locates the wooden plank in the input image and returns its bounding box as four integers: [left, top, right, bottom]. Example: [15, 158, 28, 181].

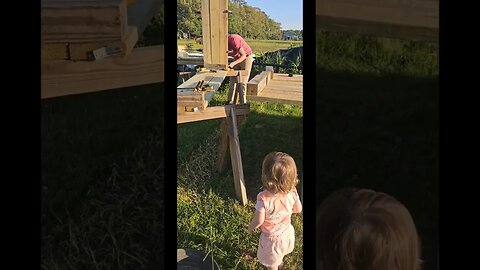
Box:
[202, 0, 228, 69]
[227, 106, 248, 205]
[178, 92, 205, 101]
[201, 0, 212, 66]
[247, 70, 271, 96]
[317, 0, 439, 42]
[247, 95, 303, 106]
[247, 73, 303, 106]
[177, 70, 228, 106]
[121, 26, 139, 57]
[270, 73, 303, 82]
[42, 43, 69, 60]
[41, 0, 128, 43]
[177, 104, 250, 124]
[62, 26, 137, 61]
[41, 45, 164, 98]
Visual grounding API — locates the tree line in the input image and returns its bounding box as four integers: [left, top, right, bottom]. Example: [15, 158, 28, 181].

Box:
[178, 0, 284, 40]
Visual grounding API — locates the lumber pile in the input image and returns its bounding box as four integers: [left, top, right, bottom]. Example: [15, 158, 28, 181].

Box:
[41, 0, 161, 61]
[177, 70, 228, 113]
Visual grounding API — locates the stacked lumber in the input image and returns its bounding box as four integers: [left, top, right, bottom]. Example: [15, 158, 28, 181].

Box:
[41, 0, 160, 61]
[177, 70, 228, 113]
[177, 91, 208, 113]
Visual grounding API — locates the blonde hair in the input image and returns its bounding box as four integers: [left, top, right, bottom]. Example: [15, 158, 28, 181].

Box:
[261, 152, 298, 194]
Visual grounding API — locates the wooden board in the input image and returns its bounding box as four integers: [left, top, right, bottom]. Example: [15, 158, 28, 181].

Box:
[247, 74, 303, 106]
[41, 0, 128, 43]
[317, 0, 439, 42]
[247, 70, 272, 95]
[42, 45, 164, 98]
[177, 70, 227, 111]
[177, 104, 250, 124]
[227, 106, 248, 205]
[201, 0, 228, 69]
[42, 43, 69, 60]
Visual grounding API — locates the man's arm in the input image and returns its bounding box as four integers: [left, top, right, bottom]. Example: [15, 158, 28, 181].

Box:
[229, 47, 247, 68]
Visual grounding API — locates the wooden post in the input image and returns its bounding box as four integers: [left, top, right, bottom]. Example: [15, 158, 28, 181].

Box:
[201, 0, 229, 70]
[217, 118, 230, 173]
[227, 106, 248, 205]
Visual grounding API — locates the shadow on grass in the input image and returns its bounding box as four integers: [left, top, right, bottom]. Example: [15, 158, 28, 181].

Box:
[206, 110, 303, 202]
[316, 67, 438, 270]
[42, 83, 165, 222]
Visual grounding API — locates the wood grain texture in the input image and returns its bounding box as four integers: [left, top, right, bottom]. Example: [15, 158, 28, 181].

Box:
[177, 70, 227, 111]
[317, 0, 439, 42]
[41, 0, 128, 43]
[177, 104, 250, 124]
[201, 0, 212, 66]
[227, 106, 248, 205]
[201, 0, 228, 69]
[42, 45, 164, 98]
[247, 73, 303, 106]
[247, 70, 272, 95]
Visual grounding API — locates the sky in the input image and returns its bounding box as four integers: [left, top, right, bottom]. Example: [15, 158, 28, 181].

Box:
[245, 0, 302, 30]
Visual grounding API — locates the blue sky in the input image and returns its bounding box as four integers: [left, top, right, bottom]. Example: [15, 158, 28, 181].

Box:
[245, 0, 302, 30]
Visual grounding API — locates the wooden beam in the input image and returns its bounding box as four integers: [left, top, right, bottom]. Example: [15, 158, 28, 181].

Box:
[227, 106, 248, 205]
[41, 45, 164, 98]
[41, 0, 128, 43]
[316, 0, 439, 42]
[247, 70, 272, 96]
[177, 104, 250, 124]
[201, 0, 228, 69]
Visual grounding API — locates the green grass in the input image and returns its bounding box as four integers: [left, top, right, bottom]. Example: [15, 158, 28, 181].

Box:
[41, 84, 166, 269]
[316, 31, 438, 270]
[178, 38, 302, 55]
[177, 88, 303, 269]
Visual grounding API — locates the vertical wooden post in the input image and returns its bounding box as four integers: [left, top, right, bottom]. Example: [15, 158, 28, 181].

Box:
[201, 0, 228, 70]
[227, 107, 248, 205]
[217, 118, 230, 173]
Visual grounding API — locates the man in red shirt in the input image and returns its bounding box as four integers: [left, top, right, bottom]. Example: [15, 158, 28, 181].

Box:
[227, 34, 253, 104]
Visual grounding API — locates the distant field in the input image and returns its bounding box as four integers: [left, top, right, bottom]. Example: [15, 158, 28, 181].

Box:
[178, 39, 302, 55]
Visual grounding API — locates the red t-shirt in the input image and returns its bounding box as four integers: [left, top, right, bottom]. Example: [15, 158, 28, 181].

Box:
[228, 34, 252, 59]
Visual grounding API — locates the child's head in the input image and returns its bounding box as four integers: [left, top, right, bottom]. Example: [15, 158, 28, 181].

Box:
[261, 152, 298, 194]
[316, 188, 421, 270]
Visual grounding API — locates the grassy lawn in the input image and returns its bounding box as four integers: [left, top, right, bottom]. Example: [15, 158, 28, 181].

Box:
[316, 31, 438, 270]
[178, 38, 303, 55]
[177, 88, 303, 269]
[41, 84, 166, 269]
